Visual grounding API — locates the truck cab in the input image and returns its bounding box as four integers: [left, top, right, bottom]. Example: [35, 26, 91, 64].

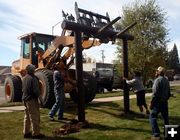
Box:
[95, 67, 114, 92]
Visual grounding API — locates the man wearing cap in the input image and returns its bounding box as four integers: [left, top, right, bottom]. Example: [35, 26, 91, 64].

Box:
[149, 66, 171, 140]
[22, 64, 45, 139]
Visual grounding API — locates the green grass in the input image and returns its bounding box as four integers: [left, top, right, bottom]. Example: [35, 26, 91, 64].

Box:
[95, 89, 138, 99]
[0, 86, 180, 140]
[0, 102, 23, 107]
[95, 90, 124, 98]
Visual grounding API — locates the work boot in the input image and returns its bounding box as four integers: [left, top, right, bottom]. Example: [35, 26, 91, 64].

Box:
[32, 133, 45, 139]
[24, 132, 32, 138]
[58, 117, 68, 121]
[139, 106, 143, 112]
[49, 116, 54, 121]
[146, 110, 150, 115]
[151, 136, 160, 140]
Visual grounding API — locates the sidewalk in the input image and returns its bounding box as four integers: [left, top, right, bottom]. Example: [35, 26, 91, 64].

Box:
[93, 93, 152, 103]
[0, 106, 25, 113]
[0, 93, 152, 113]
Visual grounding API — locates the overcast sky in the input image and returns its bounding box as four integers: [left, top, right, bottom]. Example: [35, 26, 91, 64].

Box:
[0, 0, 180, 66]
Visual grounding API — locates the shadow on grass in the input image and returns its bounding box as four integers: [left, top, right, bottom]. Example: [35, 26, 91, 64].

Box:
[88, 102, 149, 122]
[119, 110, 149, 119]
[88, 101, 120, 108]
[169, 115, 180, 124]
[89, 103, 180, 125]
[88, 122, 151, 133]
[42, 136, 80, 140]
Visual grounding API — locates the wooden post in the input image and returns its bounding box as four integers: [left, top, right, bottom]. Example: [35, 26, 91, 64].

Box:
[61, 19, 135, 115]
[74, 31, 85, 122]
[122, 38, 130, 113]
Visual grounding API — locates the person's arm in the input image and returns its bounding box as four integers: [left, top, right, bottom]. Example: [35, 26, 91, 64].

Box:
[152, 79, 160, 98]
[125, 78, 136, 86]
[167, 80, 171, 100]
[150, 79, 160, 109]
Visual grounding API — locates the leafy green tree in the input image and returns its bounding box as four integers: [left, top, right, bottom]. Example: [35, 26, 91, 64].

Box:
[115, 0, 169, 83]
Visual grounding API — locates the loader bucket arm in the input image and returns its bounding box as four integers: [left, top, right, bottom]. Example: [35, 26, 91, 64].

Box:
[42, 36, 74, 60]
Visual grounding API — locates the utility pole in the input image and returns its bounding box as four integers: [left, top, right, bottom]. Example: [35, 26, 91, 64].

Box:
[52, 21, 62, 35]
[101, 50, 105, 63]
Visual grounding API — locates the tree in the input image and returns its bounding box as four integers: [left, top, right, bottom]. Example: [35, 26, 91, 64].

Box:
[115, 0, 169, 82]
[167, 43, 180, 73]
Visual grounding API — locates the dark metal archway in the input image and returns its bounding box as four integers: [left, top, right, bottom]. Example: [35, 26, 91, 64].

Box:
[61, 2, 136, 121]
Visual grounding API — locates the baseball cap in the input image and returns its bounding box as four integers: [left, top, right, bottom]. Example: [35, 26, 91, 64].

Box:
[156, 66, 165, 74]
[26, 64, 35, 73]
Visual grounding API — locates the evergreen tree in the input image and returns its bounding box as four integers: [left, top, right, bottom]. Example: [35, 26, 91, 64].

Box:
[168, 43, 179, 73]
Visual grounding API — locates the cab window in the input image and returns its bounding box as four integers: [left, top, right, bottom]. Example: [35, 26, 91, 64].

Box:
[32, 36, 53, 53]
[21, 38, 30, 58]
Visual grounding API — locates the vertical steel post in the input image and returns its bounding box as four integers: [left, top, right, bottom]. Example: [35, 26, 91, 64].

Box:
[122, 38, 130, 113]
[75, 31, 85, 122]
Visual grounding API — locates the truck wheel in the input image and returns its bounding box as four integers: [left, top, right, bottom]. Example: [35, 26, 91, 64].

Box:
[69, 71, 97, 104]
[35, 69, 55, 108]
[4, 75, 22, 102]
[107, 87, 112, 92]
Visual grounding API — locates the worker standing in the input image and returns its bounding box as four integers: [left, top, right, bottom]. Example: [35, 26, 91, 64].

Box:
[22, 64, 45, 139]
[48, 62, 66, 121]
[149, 66, 171, 139]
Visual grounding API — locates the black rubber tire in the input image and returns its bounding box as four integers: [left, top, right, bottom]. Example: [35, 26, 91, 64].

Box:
[35, 69, 55, 108]
[107, 87, 113, 92]
[4, 75, 22, 102]
[69, 70, 97, 104]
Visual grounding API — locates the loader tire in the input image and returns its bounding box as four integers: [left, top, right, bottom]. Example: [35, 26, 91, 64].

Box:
[69, 71, 97, 104]
[107, 87, 112, 92]
[4, 75, 22, 102]
[35, 69, 55, 108]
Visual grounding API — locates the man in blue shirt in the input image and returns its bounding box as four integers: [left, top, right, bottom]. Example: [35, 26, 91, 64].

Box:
[149, 66, 171, 140]
[48, 62, 66, 121]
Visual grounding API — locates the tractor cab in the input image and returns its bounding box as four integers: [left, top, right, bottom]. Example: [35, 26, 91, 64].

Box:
[19, 32, 55, 68]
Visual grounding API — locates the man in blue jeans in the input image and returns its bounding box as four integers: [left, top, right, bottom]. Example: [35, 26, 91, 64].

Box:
[149, 66, 171, 140]
[49, 61, 66, 121]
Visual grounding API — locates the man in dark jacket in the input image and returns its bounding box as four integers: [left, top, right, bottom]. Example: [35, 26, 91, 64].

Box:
[149, 66, 171, 140]
[22, 64, 45, 139]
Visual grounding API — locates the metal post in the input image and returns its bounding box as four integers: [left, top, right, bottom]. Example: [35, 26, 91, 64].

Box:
[122, 38, 130, 113]
[75, 31, 85, 122]
[52, 26, 54, 35]
[52, 21, 62, 35]
[101, 50, 105, 63]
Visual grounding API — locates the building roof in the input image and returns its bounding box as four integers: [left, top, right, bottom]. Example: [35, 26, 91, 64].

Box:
[0, 66, 11, 75]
